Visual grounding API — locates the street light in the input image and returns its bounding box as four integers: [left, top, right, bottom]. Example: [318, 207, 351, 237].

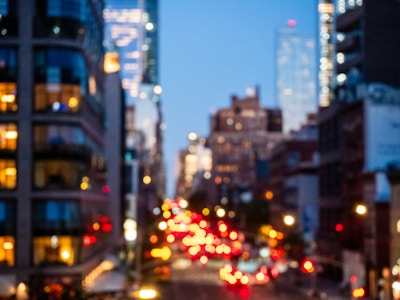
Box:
[355, 204, 367, 216]
[283, 214, 296, 226]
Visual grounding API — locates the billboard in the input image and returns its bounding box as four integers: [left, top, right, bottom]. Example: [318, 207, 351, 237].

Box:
[365, 97, 400, 171]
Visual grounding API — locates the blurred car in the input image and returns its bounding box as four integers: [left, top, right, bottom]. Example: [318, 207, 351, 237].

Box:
[218, 263, 249, 287]
[252, 264, 279, 285]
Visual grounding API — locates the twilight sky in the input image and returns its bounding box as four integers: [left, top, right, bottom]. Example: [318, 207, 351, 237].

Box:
[159, 0, 318, 198]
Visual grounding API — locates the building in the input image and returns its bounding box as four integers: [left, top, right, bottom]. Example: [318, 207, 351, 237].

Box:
[174, 133, 213, 210]
[0, 0, 116, 298]
[276, 21, 317, 134]
[104, 0, 165, 229]
[317, 0, 400, 294]
[318, 0, 335, 107]
[209, 87, 283, 216]
[266, 114, 319, 246]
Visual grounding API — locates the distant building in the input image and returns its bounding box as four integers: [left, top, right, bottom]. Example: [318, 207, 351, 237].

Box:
[318, 0, 335, 107]
[317, 0, 400, 294]
[175, 133, 213, 208]
[0, 1, 114, 298]
[209, 87, 283, 212]
[104, 0, 165, 233]
[276, 21, 317, 134]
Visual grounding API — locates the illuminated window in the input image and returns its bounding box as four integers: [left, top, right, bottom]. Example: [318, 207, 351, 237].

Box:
[0, 159, 16, 189]
[0, 123, 17, 150]
[34, 48, 87, 113]
[0, 237, 14, 267]
[0, 47, 17, 112]
[0, 200, 15, 267]
[33, 236, 79, 266]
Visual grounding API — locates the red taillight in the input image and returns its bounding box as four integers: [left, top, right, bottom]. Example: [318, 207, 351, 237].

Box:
[270, 266, 279, 278]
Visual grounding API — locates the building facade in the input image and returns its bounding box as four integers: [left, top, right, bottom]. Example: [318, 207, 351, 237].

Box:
[0, 0, 115, 298]
[276, 22, 317, 134]
[317, 0, 400, 295]
[209, 88, 283, 215]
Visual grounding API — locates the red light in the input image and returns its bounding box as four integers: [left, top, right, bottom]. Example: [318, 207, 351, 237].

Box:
[270, 266, 279, 278]
[301, 259, 315, 273]
[350, 275, 357, 283]
[83, 235, 97, 246]
[102, 185, 110, 194]
[335, 223, 343, 232]
[101, 223, 112, 232]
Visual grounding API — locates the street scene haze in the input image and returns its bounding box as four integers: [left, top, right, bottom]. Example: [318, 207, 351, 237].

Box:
[0, 1, 400, 300]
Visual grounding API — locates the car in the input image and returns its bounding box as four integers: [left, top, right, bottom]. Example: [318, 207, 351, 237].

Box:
[218, 264, 249, 287]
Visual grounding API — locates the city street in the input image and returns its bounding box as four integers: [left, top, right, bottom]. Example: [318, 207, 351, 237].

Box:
[153, 259, 311, 300]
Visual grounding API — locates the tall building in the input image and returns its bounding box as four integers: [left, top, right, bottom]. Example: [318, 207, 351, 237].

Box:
[317, 0, 400, 294]
[209, 88, 283, 213]
[104, 0, 165, 228]
[276, 21, 317, 134]
[0, 0, 114, 298]
[318, 0, 335, 107]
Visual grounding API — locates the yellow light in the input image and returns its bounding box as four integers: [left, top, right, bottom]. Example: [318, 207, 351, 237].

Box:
[269, 230, 277, 239]
[216, 208, 226, 218]
[80, 181, 89, 190]
[283, 215, 295, 226]
[3, 242, 13, 250]
[61, 250, 70, 260]
[137, 288, 158, 299]
[93, 222, 100, 231]
[355, 204, 367, 215]
[68, 97, 79, 109]
[163, 211, 171, 219]
[143, 175, 151, 184]
[150, 246, 171, 260]
[265, 191, 273, 200]
[1, 94, 15, 102]
[3, 131, 17, 139]
[158, 221, 167, 231]
[4, 168, 16, 176]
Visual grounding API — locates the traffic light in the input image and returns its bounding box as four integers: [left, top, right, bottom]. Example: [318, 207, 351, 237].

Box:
[301, 258, 315, 273]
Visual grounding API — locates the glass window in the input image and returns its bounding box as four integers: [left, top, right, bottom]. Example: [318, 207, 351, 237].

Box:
[0, 200, 15, 267]
[0, 123, 17, 150]
[33, 236, 79, 266]
[33, 160, 82, 190]
[34, 0, 86, 40]
[0, 0, 17, 37]
[34, 48, 87, 113]
[0, 48, 17, 112]
[0, 159, 16, 189]
[33, 200, 81, 233]
[34, 124, 84, 146]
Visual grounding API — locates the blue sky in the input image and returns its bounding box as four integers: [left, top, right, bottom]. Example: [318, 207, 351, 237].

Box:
[159, 0, 318, 197]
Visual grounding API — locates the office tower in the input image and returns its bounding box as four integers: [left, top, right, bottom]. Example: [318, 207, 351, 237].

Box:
[0, 0, 113, 298]
[104, 0, 165, 227]
[318, 0, 335, 107]
[276, 21, 317, 134]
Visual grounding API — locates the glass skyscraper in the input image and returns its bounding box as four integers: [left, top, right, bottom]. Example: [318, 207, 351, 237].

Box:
[276, 22, 317, 134]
